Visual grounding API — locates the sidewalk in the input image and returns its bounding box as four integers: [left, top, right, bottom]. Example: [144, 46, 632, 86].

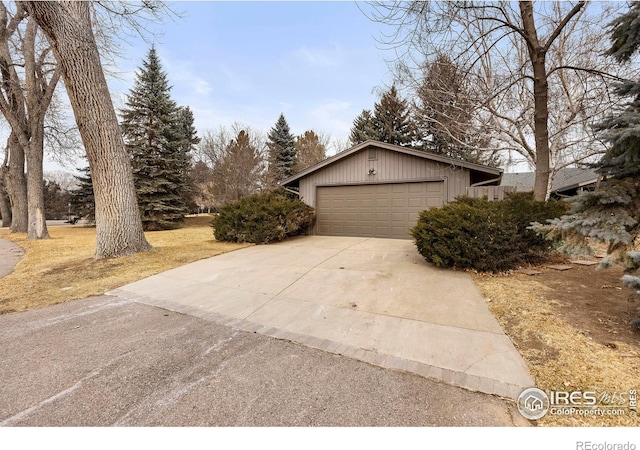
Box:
[0, 238, 23, 279]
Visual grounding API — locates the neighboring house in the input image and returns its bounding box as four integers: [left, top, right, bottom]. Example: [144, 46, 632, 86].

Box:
[281, 140, 502, 239]
[501, 168, 599, 199]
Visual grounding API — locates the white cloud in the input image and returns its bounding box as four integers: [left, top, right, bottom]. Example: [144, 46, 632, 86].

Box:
[289, 44, 344, 68]
[309, 100, 353, 136]
[170, 65, 213, 96]
[279, 101, 293, 112]
[219, 65, 252, 93]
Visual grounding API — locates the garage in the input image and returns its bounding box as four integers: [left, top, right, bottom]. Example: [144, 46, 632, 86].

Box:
[281, 140, 502, 239]
[316, 182, 444, 239]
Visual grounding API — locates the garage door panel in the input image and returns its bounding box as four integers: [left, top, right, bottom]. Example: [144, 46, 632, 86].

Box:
[360, 199, 374, 208]
[345, 199, 359, 209]
[316, 182, 444, 239]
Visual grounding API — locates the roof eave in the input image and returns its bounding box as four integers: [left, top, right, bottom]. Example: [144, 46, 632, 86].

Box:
[280, 140, 502, 186]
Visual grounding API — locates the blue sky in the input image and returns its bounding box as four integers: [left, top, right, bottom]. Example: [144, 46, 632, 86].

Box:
[106, 1, 395, 155]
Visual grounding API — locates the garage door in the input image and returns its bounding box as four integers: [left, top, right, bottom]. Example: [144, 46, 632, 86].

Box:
[316, 182, 444, 239]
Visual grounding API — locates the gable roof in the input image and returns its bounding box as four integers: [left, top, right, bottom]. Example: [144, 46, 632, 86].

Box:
[281, 140, 502, 185]
[501, 168, 599, 194]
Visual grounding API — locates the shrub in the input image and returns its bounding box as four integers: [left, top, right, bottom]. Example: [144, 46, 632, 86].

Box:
[411, 193, 567, 272]
[501, 192, 568, 258]
[212, 190, 315, 244]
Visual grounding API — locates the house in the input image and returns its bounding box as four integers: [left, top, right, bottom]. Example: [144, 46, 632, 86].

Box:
[281, 140, 502, 239]
[501, 168, 599, 199]
[523, 394, 544, 412]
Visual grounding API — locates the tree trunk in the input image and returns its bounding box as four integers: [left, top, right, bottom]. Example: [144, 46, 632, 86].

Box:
[23, 1, 151, 257]
[520, 1, 551, 202]
[0, 172, 11, 227]
[23, 17, 49, 240]
[6, 133, 28, 233]
[26, 138, 49, 239]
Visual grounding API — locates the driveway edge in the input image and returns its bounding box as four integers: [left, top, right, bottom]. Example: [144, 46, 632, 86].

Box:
[108, 288, 526, 400]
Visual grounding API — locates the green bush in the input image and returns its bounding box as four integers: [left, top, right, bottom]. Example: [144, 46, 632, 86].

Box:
[411, 193, 567, 272]
[212, 190, 315, 244]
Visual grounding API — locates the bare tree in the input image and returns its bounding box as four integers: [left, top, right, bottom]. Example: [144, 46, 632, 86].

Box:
[199, 124, 266, 206]
[370, 1, 637, 200]
[330, 136, 351, 155]
[0, 4, 27, 232]
[0, 4, 60, 238]
[22, 1, 151, 257]
[44, 169, 77, 191]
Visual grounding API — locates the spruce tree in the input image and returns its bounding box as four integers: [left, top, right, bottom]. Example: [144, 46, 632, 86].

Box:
[267, 113, 296, 185]
[120, 46, 193, 230]
[349, 109, 379, 145]
[173, 106, 200, 213]
[372, 86, 415, 146]
[69, 166, 95, 222]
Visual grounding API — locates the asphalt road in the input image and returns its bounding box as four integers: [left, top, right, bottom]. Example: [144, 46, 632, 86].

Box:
[0, 295, 529, 426]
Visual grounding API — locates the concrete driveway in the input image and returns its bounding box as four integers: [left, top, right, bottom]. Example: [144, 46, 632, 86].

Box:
[0, 295, 529, 426]
[110, 236, 534, 400]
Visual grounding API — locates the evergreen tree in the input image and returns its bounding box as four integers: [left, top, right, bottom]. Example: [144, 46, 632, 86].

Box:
[372, 86, 415, 146]
[267, 113, 296, 185]
[213, 129, 264, 204]
[120, 46, 194, 230]
[414, 54, 498, 165]
[69, 166, 95, 222]
[349, 109, 379, 145]
[43, 180, 70, 220]
[174, 106, 200, 213]
[294, 130, 326, 171]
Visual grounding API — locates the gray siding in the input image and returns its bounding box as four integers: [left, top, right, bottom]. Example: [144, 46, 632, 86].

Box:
[298, 147, 470, 208]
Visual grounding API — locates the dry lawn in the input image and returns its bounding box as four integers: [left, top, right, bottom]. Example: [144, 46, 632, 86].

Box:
[0, 216, 249, 314]
[473, 270, 640, 427]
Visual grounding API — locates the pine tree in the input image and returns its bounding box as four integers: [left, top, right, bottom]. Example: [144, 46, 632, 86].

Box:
[42, 180, 70, 220]
[349, 109, 379, 145]
[267, 113, 296, 185]
[372, 86, 415, 146]
[173, 106, 200, 213]
[294, 130, 326, 171]
[213, 129, 264, 204]
[120, 46, 193, 230]
[414, 54, 497, 165]
[533, 4, 640, 313]
[69, 166, 95, 222]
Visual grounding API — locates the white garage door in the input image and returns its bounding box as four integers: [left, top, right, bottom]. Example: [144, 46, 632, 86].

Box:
[316, 182, 444, 239]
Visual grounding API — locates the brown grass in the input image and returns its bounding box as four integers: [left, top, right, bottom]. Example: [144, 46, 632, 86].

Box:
[0, 216, 250, 314]
[473, 272, 639, 426]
